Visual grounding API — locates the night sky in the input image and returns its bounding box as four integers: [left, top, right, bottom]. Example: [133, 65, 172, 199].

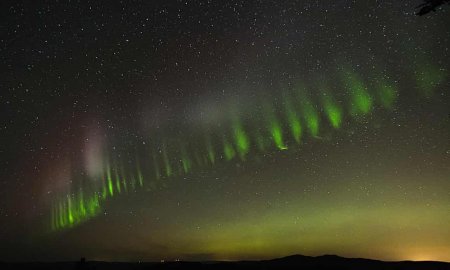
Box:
[1, 0, 449, 263]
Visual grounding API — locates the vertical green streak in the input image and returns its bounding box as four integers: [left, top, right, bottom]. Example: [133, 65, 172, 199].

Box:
[181, 157, 191, 173]
[299, 94, 320, 137]
[100, 164, 106, 199]
[271, 119, 287, 150]
[321, 93, 342, 129]
[152, 150, 161, 180]
[118, 163, 127, 193]
[79, 190, 86, 216]
[123, 172, 128, 193]
[106, 163, 114, 196]
[101, 174, 107, 199]
[344, 71, 373, 115]
[284, 97, 302, 143]
[88, 195, 99, 216]
[137, 163, 144, 187]
[114, 166, 121, 194]
[135, 154, 143, 188]
[232, 119, 250, 159]
[122, 175, 128, 193]
[223, 139, 236, 160]
[67, 196, 74, 224]
[206, 136, 215, 164]
[51, 188, 103, 230]
[162, 145, 172, 177]
[180, 145, 191, 173]
[264, 103, 287, 150]
[130, 172, 136, 190]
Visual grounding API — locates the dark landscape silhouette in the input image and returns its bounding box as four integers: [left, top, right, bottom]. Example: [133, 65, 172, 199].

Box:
[416, 0, 450, 15]
[1, 254, 450, 270]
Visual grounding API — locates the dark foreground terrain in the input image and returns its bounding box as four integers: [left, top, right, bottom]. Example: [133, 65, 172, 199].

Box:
[1, 255, 449, 270]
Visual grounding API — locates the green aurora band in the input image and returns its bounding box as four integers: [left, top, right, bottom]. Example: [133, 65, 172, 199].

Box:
[343, 70, 373, 116]
[283, 94, 303, 143]
[321, 91, 342, 129]
[49, 66, 447, 231]
[263, 102, 288, 150]
[376, 80, 397, 110]
[232, 118, 250, 159]
[299, 92, 320, 137]
[223, 138, 236, 161]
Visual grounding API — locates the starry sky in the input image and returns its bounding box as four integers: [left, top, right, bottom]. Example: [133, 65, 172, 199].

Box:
[1, 0, 449, 263]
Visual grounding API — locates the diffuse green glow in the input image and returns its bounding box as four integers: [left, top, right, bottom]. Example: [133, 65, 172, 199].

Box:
[223, 138, 236, 160]
[321, 92, 342, 129]
[264, 103, 288, 150]
[126, 164, 136, 191]
[46, 86, 321, 231]
[162, 145, 172, 177]
[106, 163, 114, 196]
[52, 203, 61, 230]
[301, 97, 320, 137]
[181, 157, 191, 173]
[376, 81, 397, 109]
[130, 172, 137, 190]
[283, 95, 302, 143]
[344, 71, 373, 116]
[52, 66, 431, 232]
[206, 139, 216, 164]
[137, 163, 144, 187]
[415, 65, 446, 97]
[180, 145, 192, 173]
[114, 166, 121, 194]
[232, 118, 250, 159]
[152, 150, 161, 180]
[57, 204, 63, 230]
[67, 196, 74, 224]
[101, 173, 108, 199]
[120, 164, 128, 193]
[271, 119, 287, 150]
[79, 190, 86, 216]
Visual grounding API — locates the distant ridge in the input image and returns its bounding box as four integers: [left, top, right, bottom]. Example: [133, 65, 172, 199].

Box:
[1, 254, 449, 270]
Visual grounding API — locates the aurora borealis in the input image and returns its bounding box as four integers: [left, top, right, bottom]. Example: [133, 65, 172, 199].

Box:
[48, 76, 397, 231]
[1, 0, 449, 263]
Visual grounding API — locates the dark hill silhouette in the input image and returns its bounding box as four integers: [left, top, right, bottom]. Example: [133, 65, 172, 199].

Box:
[1, 254, 449, 270]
